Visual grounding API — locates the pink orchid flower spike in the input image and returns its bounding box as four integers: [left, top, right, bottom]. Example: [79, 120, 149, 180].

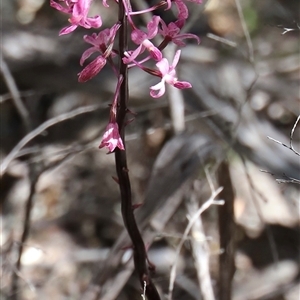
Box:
[150, 50, 192, 98]
[99, 122, 125, 153]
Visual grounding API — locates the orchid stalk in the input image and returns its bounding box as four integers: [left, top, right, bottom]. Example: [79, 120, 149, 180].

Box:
[50, 0, 202, 297]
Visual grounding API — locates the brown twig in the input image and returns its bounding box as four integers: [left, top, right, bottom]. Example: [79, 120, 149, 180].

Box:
[9, 167, 39, 299]
[267, 114, 300, 157]
[260, 170, 300, 185]
[217, 161, 236, 300]
[261, 114, 300, 184]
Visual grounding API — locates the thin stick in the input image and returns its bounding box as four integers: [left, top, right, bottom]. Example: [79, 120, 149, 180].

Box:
[10, 169, 39, 299]
[267, 114, 300, 157]
[234, 0, 254, 63]
[267, 136, 297, 153]
[290, 114, 300, 153]
[217, 161, 236, 300]
[260, 170, 300, 185]
[0, 90, 38, 104]
[0, 57, 32, 131]
[206, 33, 237, 48]
[186, 185, 216, 300]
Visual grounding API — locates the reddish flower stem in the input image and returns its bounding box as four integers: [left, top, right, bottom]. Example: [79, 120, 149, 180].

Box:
[114, 1, 161, 299]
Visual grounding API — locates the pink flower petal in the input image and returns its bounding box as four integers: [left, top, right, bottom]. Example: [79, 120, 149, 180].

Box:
[80, 47, 98, 65]
[50, 0, 70, 13]
[156, 58, 169, 76]
[142, 40, 162, 61]
[150, 81, 166, 98]
[174, 0, 189, 20]
[188, 0, 202, 3]
[84, 16, 102, 28]
[147, 16, 160, 38]
[78, 56, 106, 82]
[52, 0, 102, 35]
[102, 0, 109, 7]
[59, 24, 78, 35]
[174, 81, 192, 89]
[165, 0, 172, 9]
[171, 50, 181, 69]
[123, 45, 144, 64]
[131, 29, 147, 44]
[83, 33, 98, 45]
[149, 50, 192, 98]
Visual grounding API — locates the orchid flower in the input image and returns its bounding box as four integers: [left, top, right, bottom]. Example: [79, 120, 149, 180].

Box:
[50, 0, 102, 35]
[99, 76, 125, 152]
[78, 24, 120, 82]
[123, 16, 162, 64]
[99, 122, 125, 152]
[150, 50, 192, 98]
[159, 19, 200, 46]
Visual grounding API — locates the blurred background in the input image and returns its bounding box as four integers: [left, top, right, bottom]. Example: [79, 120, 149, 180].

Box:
[1, 0, 300, 299]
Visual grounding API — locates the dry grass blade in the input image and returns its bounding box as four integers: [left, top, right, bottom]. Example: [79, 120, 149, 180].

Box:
[167, 186, 224, 300]
[0, 104, 101, 176]
[186, 185, 216, 300]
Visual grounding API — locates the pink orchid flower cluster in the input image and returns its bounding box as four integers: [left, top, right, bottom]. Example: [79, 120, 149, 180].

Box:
[51, 0, 202, 152]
